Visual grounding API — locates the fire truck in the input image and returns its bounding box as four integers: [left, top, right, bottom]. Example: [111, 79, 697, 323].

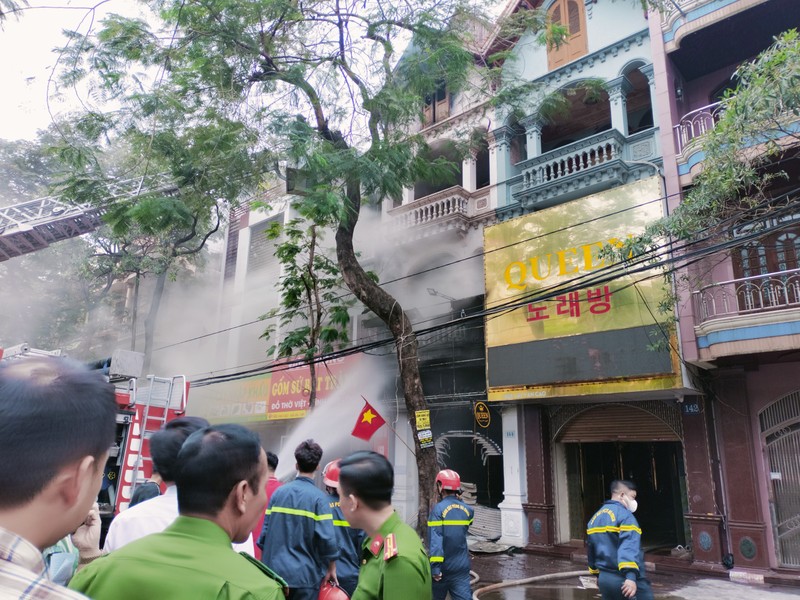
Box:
[0, 342, 189, 517]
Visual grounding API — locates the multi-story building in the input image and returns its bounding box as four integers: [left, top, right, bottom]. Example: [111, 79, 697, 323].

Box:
[206, 0, 800, 583]
[653, 0, 800, 577]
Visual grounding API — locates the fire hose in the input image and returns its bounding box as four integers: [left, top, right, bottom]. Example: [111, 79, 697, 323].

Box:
[471, 569, 588, 599]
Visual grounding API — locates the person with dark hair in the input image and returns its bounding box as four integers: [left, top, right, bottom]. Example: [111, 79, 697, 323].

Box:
[259, 439, 338, 600]
[128, 471, 162, 507]
[428, 469, 474, 600]
[69, 424, 285, 599]
[337, 451, 431, 600]
[322, 459, 365, 596]
[252, 450, 283, 560]
[586, 479, 653, 600]
[102, 415, 253, 555]
[0, 356, 117, 599]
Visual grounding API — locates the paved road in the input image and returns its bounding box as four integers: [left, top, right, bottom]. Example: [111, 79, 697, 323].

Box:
[471, 552, 800, 599]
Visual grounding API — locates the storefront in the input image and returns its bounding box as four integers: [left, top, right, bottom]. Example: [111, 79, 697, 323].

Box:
[483, 177, 698, 553]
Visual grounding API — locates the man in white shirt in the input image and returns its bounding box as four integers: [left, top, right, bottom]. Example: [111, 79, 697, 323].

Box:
[104, 416, 255, 555]
[0, 356, 117, 599]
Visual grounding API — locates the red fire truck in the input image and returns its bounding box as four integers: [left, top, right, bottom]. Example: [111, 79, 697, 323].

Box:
[0, 343, 189, 516]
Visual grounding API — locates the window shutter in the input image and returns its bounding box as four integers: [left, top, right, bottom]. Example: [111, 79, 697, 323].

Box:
[557, 404, 680, 443]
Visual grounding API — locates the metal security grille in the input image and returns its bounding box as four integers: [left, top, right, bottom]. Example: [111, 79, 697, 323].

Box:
[760, 390, 800, 568]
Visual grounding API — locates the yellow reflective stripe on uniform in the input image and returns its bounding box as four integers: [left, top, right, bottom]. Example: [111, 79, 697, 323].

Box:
[428, 520, 443, 527]
[430, 556, 444, 563]
[428, 520, 473, 526]
[618, 562, 639, 570]
[586, 526, 620, 535]
[268, 506, 333, 521]
[619, 525, 642, 534]
[333, 519, 351, 527]
[588, 568, 600, 575]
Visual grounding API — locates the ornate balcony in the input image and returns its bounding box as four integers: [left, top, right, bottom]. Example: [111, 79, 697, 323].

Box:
[691, 268, 800, 361]
[508, 128, 659, 213]
[674, 102, 722, 155]
[387, 186, 491, 240]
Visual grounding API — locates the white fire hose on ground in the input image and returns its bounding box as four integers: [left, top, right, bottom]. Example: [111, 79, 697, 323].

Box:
[471, 569, 588, 599]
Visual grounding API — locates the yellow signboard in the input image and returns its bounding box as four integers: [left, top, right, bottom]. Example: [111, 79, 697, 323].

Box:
[483, 177, 680, 400]
[415, 410, 431, 430]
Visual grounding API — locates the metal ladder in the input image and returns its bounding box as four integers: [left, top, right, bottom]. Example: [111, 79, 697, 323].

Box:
[128, 374, 187, 498]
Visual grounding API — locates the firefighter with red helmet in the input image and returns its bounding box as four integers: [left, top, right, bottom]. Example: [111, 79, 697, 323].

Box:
[427, 469, 474, 600]
[322, 459, 365, 598]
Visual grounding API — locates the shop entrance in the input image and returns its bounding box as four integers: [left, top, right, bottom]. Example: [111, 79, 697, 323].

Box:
[564, 441, 687, 550]
[556, 403, 688, 551]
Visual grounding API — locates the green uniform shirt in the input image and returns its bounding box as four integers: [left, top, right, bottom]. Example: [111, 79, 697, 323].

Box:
[351, 512, 432, 600]
[69, 516, 284, 600]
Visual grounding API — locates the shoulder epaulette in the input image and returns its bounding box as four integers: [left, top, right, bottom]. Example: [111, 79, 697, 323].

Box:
[383, 533, 398, 561]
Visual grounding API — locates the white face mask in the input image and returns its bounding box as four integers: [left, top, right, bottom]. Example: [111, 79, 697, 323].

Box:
[624, 496, 638, 513]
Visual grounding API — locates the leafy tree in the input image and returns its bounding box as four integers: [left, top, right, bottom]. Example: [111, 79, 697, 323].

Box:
[639, 29, 800, 247]
[54, 0, 509, 531]
[261, 218, 353, 408]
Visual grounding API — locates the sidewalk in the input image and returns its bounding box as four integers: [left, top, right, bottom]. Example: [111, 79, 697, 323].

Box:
[470, 551, 800, 599]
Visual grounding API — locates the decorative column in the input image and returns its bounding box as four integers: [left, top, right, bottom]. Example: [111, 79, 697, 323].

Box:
[712, 371, 771, 570]
[488, 126, 513, 208]
[639, 63, 658, 128]
[520, 116, 543, 160]
[522, 405, 555, 547]
[607, 75, 633, 137]
[681, 394, 727, 565]
[498, 405, 529, 546]
[462, 153, 477, 193]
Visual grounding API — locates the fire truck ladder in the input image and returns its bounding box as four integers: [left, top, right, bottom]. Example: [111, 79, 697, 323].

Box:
[0, 174, 179, 262]
[0, 342, 64, 360]
[128, 374, 187, 498]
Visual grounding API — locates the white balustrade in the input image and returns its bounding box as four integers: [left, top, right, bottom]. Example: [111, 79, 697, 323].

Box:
[519, 130, 624, 189]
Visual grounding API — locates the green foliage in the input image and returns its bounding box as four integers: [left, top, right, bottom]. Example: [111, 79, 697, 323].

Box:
[630, 29, 800, 254]
[260, 219, 353, 362]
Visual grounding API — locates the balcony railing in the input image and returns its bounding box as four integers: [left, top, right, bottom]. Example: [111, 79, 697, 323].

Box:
[519, 129, 624, 190]
[388, 186, 490, 232]
[674, 102, 722, 154]
[692, 268, 800, 324]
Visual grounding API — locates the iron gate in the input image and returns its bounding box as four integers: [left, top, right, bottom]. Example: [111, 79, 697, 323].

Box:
[760, 391, 800, 568]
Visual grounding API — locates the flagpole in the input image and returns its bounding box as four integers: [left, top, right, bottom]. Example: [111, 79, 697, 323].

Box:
[361, 395, 416, 457]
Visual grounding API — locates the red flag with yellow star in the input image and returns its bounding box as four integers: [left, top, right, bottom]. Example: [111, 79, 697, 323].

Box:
[351, 399, 386, 441]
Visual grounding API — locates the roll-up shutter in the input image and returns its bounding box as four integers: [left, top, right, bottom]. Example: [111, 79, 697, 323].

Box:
[557, 404, 680, 442]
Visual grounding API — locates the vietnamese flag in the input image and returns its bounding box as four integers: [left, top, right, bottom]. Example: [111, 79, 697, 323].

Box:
[351, 400, 386, 441]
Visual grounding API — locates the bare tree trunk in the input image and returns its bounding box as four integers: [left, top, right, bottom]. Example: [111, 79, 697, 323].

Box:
[308, 359, 317, 409]
[130, 272, 140, 351]
[335, 178, 437, 537]
[143, 270, 168, 374]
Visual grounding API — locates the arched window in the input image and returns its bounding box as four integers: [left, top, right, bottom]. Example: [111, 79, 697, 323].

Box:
[547, 0, 588, 71]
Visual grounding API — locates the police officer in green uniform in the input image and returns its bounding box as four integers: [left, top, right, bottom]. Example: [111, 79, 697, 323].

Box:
[337, 451, 432, 600]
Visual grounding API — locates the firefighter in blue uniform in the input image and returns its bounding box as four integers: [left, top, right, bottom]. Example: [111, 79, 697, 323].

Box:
[322, 459, 365, 597]
[259, 440, 339, 600]
[427, 469, 474, 600]
[586, 479, 653, 600]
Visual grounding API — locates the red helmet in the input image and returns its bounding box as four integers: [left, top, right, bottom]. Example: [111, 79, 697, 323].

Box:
[322, 459, 342, 488]
[436, 469, 461, 491]
[318, 581, 350, 600]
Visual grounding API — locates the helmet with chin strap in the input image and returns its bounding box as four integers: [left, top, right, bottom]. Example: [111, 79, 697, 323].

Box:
[318, 581, 350, 600]
[435, 469, 461, 492]
[322, 459, 342, 488]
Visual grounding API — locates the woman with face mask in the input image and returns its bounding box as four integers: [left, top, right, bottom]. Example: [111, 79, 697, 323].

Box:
[585, 480, 653, 600]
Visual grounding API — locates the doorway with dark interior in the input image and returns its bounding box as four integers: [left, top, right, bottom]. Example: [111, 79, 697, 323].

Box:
[565, 441, 688, 552]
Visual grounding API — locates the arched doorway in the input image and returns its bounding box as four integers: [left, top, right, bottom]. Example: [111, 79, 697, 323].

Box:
[554, 403, 688, 550]
[760, 391, 800, 568]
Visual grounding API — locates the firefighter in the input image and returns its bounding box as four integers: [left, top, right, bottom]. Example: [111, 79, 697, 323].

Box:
[259, 439, 338, 600]
[427, 469, 474, 600]
[586, 479, 654, 600]
[322, 459, 365, 597]
[337, 451, 432, 600]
